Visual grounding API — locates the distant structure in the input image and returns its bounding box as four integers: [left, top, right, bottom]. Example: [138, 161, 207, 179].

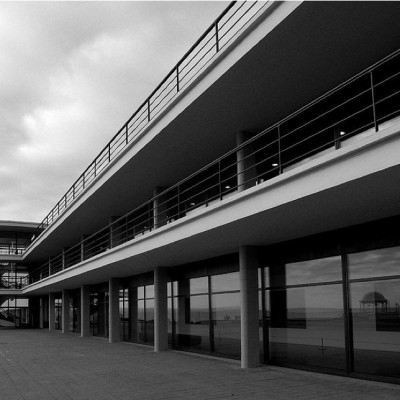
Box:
[360, 292, 388, 312]
[4, 1, 400, 384]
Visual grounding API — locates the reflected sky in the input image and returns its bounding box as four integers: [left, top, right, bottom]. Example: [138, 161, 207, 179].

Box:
[349, 246, 400, 279]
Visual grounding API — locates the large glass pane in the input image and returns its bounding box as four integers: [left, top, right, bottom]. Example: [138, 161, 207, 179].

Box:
[175, 294, 210, 353]
[146, 285, 154, 299]
[145, 298, 154, 345]
[137, 299, 146, 344]
[137, 286, 145, 299]
[190, 277, 208, 294]
[167, 281, 177, 297]
[267, 284, 346, 371]
[284, 256, 342, 286]
[90, 293, 98, 336]
[348, 246, 400, 280]
[55, 297, 62, 330]
[350, 279, 400, 378]
[120, 289, 129, 341]
[211, 292, 240, 358]
[96, 291, 109, 338]
[211, 272, 239, 292]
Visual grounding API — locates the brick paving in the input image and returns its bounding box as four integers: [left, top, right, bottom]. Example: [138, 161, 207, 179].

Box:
[0, 329, 399, 400]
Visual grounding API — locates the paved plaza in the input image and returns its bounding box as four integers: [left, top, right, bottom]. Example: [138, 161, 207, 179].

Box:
[0, 329, 399, 400]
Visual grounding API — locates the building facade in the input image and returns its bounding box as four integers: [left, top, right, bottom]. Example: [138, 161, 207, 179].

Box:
[9, 1, 400, 384]
[0, 221, 37, 328]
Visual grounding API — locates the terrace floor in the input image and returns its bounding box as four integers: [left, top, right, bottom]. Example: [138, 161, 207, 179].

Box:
[0, 329, 399, 399]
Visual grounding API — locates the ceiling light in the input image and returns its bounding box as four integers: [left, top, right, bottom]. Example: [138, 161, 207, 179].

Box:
[272, 163, 278, 167]
[339, 131, 346, 136]
[225, 185, 231, 189]
[190, 202, 195, 206]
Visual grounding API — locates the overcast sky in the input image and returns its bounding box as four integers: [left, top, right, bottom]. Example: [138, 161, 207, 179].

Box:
[0, 1, 227, 223]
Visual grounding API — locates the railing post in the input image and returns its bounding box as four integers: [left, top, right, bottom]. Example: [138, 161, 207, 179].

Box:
[108, 144, 111, 162]
[176, 65, 180, 92]
[177, 186, 181, 218]
[94, 160, 97, 177]
[370, 70, 378, 132]
[126, 124, 129, 144]
[148, 99, 151, 122]
[277, 125, 282, 174]
[218, 160, 222, 200]
[215, 21, 219, 53]
[82, 174, 85, 190]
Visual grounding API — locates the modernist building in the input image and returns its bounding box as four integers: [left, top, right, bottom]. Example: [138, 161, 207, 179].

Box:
[0, 221, 37, 327]
[4, 1, 400, 384]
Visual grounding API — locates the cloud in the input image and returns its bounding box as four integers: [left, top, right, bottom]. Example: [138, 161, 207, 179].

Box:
[0, 1, 227, 222]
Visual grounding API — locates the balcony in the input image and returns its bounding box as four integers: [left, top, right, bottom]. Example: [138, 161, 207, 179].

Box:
[28, 47, 400, 285]
[27, 1, 273, 241]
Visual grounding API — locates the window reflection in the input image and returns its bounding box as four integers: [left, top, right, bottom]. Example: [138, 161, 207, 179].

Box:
[285, 256, 342, 286]
[350, 279, 400, 378]
[212, 292, 240, 358]
[349, 246, 400, 280]
[211, 272, 239, 292]
[175, 294, 210, 353]
[190, 277, 208, 294]
[266, 284, 346, 371]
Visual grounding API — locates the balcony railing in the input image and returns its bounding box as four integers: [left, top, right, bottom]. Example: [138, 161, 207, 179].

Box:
[0, 243, 27, 256]
[29, 47, 400, 285]
[29, 1, 272, 243]
[1, 276, 29, 289]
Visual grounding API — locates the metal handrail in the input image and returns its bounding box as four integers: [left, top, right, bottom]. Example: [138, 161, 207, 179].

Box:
[29, 1, 271, 244]
[29, 47, 400, 285]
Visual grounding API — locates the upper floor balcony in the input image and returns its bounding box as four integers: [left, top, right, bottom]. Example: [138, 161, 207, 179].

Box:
[0, 221, 38, 258]
[27, 45, 400, 286]
[23, 1, 400, 267]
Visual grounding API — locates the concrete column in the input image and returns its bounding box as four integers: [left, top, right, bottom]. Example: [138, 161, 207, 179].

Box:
[153, 186, 168, 229]
[62, 290, 70, 333]
[237, 131, 257, 191]
[239, 246, 260, 368]
[154, 267, 168, 351]
[128, 286, 138, 342]
[39, 296, 44, 329]
[48, 293, 56, 331]
[109, 278, 121, 343]
[80, 285, 91, 337]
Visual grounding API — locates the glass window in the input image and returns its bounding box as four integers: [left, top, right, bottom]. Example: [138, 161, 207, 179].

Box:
[190, 277, 208, 295]
[348, 246, 400, 280]
[137, 286, 144, 299]
[175, 294, 210, 353]
[167, 281, 178, 297]
[266, 284, 346, 371]
[211, 292, 240, 359]
[278, 256, 342, 286]
[211, 272, 239, 292]
[146, 285, 154, 299]
[350, 278, 400, 379]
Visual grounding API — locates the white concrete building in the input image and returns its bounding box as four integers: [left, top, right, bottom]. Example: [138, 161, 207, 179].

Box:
[4, 1, 400, 383]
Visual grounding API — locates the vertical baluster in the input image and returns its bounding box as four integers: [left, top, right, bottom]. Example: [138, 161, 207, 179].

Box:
[370, 70, 378, 132]
[277, 125, 282, 174]
[215, 21, 219, 53]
